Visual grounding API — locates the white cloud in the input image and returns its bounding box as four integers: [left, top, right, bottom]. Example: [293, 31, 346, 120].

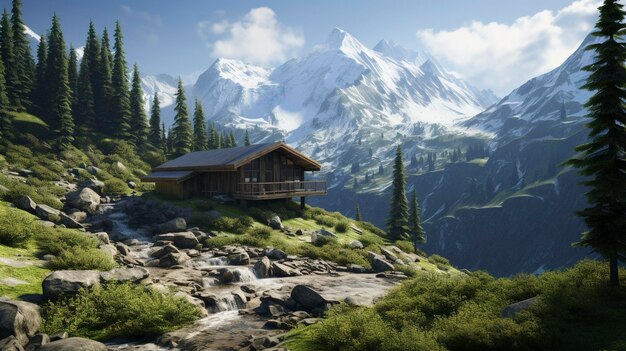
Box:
[416, 0, 600, 95]
[197, 7, 304, 66]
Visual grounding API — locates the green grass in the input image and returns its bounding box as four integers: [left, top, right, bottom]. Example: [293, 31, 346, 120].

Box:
[41, 283, 201, 341]
[285, 260, 626, 351]
[0, 243, 50, 299]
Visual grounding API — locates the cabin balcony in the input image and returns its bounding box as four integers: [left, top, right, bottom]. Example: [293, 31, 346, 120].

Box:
[234, 180, 327, 200]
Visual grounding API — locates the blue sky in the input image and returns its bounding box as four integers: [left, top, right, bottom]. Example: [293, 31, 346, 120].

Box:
[1, 0, 600, 95]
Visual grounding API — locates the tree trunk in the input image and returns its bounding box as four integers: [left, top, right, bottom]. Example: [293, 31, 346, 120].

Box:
[609, 253, 620, 288]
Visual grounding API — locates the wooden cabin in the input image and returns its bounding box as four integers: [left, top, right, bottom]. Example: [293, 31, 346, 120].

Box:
[141, 142, 326, 207]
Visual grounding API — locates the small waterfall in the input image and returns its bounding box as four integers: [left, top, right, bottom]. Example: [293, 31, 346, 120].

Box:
[210, 294, 246, 312]
[232, 268, 258, 282]
[203, 256, 229, 266]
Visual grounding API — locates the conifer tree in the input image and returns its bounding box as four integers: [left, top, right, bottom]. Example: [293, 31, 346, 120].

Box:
[129, 63, 148, 146]
[67, 45, 77, 107]
[566, 0, 626, 288]
[408, 189, 426, 250]
[160, 122, 167, 152]
[221, 130, 229, 148]
[229, 131, 236, 147]
[10, 0, 34, 111]
[386, 145, 409, 241]
[171, 78, 192, 156]
[208, 122, 218, 149]
[244, 129, 251, 146]
[148, 94, 162, 148]
[355, 203, 362, 221]
[99, 28, 114, 133]
[44, 14, 73, 146]
[30, 35, 46, 116]
[0, 10, 18, 111]
[192, 99, 208, 151]
[75, 54, 95, 137]
[0, 55, 8, 139]
[166, 127, 173, 154]
[111, 22, 131, 139]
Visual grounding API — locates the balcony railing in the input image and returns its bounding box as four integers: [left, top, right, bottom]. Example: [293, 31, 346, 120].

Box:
[235, 180, 327, 199]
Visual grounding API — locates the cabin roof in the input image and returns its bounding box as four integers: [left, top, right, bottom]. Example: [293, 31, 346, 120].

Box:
[141, 170, 196, 183]
[151, 142, 321, 172]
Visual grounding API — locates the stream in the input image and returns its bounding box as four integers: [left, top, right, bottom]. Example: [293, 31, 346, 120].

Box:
[94, 199, 399, 351]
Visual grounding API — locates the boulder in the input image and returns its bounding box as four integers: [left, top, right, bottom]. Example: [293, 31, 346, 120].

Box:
[100, 268, 150, 284]
[65, 188, 100, 214]
[271, 262, 293, 277]
[66, 211, 87, 223]
[35, 205, 60, 222]
[154, 232, 199, 249]
[315, 229, 337, 238]
[0, 300, 42, 346]
[58, 213, 84, 229]
[149, 244, 180, 259]
[379, 246, 399, 262]
[228, 252, 250, 265]
[15, 196, 36, 213]
[77, 179, 104, 193]
[348, 240, 364, 249]
[114, 243, 131, 256]
[114, 161, 127, 172]
[155, 218, 187, 234]
[38, 337, 107, 351]
[253, 257, 272, 278]
[268, 216, 284, 230]
[501, 297, 539, 318]
[127, 181, 137, 189]
[93, 232, 110, 245]
[0, 336, 23, 351]
[158, 252, 189, 267]
[290, 285, 327, 311]
[371, 256, 395, 273]
[42, 270, 101, 300]
[25, 333, 49, 351]
[85, 166, 101, 176]
[265, 248, 287, 260]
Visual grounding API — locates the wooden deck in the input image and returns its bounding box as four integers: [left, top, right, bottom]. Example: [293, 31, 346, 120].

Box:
[234, 180, 327, 200]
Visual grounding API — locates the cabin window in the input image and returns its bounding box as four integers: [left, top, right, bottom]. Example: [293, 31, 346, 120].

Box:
[280, 157, 300, 181]
[243, 158, 260, 182]
[265, 153, 274, 182]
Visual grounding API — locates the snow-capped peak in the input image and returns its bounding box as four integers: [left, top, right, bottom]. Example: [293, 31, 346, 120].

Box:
[324, 27, 369, 55]
[373, 39, 431, 66]
[209, 58, 270, 88]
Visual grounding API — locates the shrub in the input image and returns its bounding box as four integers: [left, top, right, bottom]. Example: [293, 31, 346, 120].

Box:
[209, 216, 254, 234]
[0, 175, 64, 209]
[395, 264, 418, 278]
[249, 226, 272, 240]
[36, 228, 116, 271]
[0, 206, 37, 247]
[103, 178, 129, 194]
[334, 220, 349, 233]
[312, 235, 337, 247]
[358, 221, 387, 238]
[313, 214, 338, 228]
[41, 283, 201, 340]
[395, 240, 415, 254]
[48, 247, 116, 271]
[429, 254, 450, 266]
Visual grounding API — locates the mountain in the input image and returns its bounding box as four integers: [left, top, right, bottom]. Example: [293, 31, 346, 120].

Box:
[316, 34, 599, 276]
[140, 73, 178, 112]
[188, 28, 497, 167]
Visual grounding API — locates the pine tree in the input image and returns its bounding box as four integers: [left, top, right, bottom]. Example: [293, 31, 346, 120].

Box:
[0, 10, 18, 111]
[566, 0, 626, 288]
[30, 35, 46, 116]
[208, 122, 219, 149]
[244, 129, 251, 146]
[386, 145, 409, 241]
[148, 94, 162, 148]
[0, 54, 8, 139]
[192, 99, 208, 151]
[44, 14, 73, 146]
[355, 203, 362, 221]
[221, 130, 229, 148]
[67, 45, 78, 108]
[98, 28, 114, 134]
[160, 121, 166, 153]
[229, 131, 236, 147]
[111, 22, 131, 139]
[129, 63, 148, 146]
[75, 54, 95, 137]
[171, 78, 192, 156]
[408, 189, 426, 250]
[166, 127, 173, 154]
[10, 0, 34, 111]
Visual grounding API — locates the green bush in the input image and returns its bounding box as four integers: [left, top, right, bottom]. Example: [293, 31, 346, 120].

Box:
[312, 235, 337, 247]
[358, 221, 387, 238]
[48, 247, 116, 271]
[209, 216, 254, 234]
[395, 240, 415, 254]
[103, 178, 129, 194]
[36, 228, 116, 271]
[0, 174, 64, 209]
[429, 254, 450, 266]
[249, 226, 272, 239]
[0, 206, 37, 247]
[334, 220, 349, 233]
[41, 283, 201, 340]
[313, 214, 338, 228]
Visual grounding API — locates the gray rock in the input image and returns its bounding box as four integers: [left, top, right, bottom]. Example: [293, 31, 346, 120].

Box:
[501, 297, 539, 318]
[48, 332, 67, 342]
[16, 196, 36, 213]
[316, 229, 337, 238]
[0, 300, 42, 346]
[154, 232, 199, 249]
[35, 205, 60, 221]
[291, 285, 327, 311]
[127, 181, 137, 189]
[86, 166, 101, 176]
[371, 255, 395, 273]
[228, 252, 250, 265]
[114, 243, 131, 256]
[271, 262, 293, 277]
[268, 216, 284, 230]
[265, 248, 287, 260]
[100, 268, 150, 284]
[77, 179, 104, 193]
[58, 213, 84, 229]
[25, 333, 49, 351]
[66, 211, 87, 223]
[65, 188, 100, 214]
[155, 218, 187, 234]
[0, 336, 23, 351]
[158, 252, 189, 267]
[149, 244, 180, 259]
[379, 246, 399, 262]
[348, 240, 364, 249]
[253, 256, 272, 278]
[42, 270, 101, 300]
[94, 232, 110, 245]
[39, 337, 106, 351]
